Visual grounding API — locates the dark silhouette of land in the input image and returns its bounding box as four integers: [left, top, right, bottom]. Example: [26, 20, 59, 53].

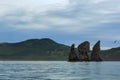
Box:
[68, 41, 102, 62]
[0, 38, 119, 61]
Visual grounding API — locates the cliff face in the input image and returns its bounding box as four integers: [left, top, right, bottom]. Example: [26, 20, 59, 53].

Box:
[68, 41, 103, 62]
[91, 41, 102, 61]
[78, 41, 90, 61]
[68, 44, 79, 61]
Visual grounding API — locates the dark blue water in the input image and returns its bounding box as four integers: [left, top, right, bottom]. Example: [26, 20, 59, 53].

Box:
[0, 61, 119, 80]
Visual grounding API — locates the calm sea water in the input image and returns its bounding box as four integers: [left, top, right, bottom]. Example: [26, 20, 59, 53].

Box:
[0, 61, 119, 80]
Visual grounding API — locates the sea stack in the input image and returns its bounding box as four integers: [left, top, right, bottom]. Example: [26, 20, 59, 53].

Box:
[78, 41, 90, 61]
[68, 44, 79, 61]
[91, 41, 102, 61]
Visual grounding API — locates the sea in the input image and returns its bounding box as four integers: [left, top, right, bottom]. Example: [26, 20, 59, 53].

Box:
[0, 61, 119, 80]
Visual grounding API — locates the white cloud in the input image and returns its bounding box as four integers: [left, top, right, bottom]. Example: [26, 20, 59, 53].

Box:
[0, 0, 120, 34]
[1, 0, 120, 49]
[13, 24, 51, 30]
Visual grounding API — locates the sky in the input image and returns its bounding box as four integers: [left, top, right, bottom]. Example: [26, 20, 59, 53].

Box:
[0, 0, 120, 50]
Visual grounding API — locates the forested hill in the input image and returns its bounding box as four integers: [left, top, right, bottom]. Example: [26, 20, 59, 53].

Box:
[0, 38, 70, 60]
[101, 47, 120, 61]
[0, 38, 120, 61]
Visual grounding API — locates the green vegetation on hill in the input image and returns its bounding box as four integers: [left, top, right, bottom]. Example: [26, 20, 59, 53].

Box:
[0, 38, 120, 61]
[0, 38, 70, 60]
[101, 47, 120, 61]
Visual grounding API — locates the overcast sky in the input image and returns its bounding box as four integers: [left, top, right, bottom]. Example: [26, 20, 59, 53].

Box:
[0, 0, 120, 50]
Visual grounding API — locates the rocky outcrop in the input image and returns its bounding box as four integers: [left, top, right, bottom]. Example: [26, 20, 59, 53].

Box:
[68, 41, 103, 62]
[78, 41, 90, 61]
[68, 44, 79, 61]
[91, 41, 102, 61]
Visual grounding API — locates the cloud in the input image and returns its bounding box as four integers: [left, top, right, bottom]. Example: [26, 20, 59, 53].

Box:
[1, 0, 120, 33]
[0, 0, 120, 49]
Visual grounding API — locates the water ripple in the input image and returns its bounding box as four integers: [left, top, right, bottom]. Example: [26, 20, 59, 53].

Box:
[0, 61, 119, 80]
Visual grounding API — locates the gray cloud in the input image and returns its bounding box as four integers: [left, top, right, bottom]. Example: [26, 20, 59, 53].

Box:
[0, 0, 120, 35]
[1, 0, 120, 50]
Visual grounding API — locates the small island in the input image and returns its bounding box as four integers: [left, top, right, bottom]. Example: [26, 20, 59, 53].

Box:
[68, 41, 102, 62]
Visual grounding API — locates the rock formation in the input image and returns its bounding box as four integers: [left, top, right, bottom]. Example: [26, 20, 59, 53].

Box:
[68, 41, 103, 62]
[78, 41, 90, 61]
[91, 41, 102, 61]
[68, 44, 79, 61]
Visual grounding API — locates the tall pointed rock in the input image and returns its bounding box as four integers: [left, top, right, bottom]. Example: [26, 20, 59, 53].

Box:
[68, 44, 79, 61]
[78, 41, 90, 61]
[91, 41, 102, 61]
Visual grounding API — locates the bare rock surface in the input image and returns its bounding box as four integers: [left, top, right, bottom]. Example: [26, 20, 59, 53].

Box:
[91, 41, 102, 61]
[68, 44, 79, 61]
[78, 41, 90, 61]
